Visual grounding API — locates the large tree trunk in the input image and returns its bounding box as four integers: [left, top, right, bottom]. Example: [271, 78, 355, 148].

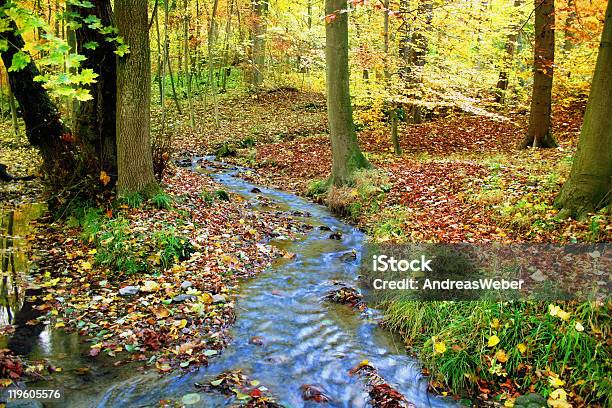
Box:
[325, 0, 370, 186]
[249, 0, 267, 89]
[521, 0, 557, 148]
[555, 1, 612, 218]
[115, 0, 157, 196]
[494, 0, 522, 104]
[0, 0, 76, 189]
[73, 0, 117, 187]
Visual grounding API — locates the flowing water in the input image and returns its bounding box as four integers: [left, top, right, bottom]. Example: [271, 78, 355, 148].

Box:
[2, 160, 458, 408]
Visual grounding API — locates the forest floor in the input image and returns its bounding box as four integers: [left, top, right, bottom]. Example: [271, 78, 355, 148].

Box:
[168, 88, 610, 244]
[1, 89, 609, 407]
[165, 89, 610, 407]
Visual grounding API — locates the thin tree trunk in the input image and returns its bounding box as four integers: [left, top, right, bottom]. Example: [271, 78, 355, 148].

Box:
[555, 1, 612, 218]
[165, 0, 183, 114]
[522, 0, 557, 148]
[184, 0, 195, 129]
[250, 0, 267, 89]
[7, 85, 19, 138]
[325, 0, 370, 186]
[398, 0, 411, 82]
[208, 0, 220, 127]
[494, 0, 522, 104]
[115, 0, 157, 196]
[563, 0, 576, 53]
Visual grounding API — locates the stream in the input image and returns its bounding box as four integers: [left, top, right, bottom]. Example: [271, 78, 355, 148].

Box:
[2, 159, 458, 408]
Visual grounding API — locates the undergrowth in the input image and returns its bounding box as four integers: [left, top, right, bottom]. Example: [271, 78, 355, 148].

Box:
[324, 169, 391, 221]
[67, 196, 193, 279]
[375, 298, 610, 406]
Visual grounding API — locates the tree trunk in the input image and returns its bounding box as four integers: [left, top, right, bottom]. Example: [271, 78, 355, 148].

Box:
[406, 0, 433, 123]
[521, 0, 557, 148]
[563, 0, 576, 53]
[184, 0, 195, 129]
[555, 1, 612, 218]
[494, 0, 522, 104]
[73, 0, 118, 186]
[398, 0, 411, 81]
[115, 0, 157, 196]
[325, 0, 370, 186]
[0, 0, 76, 188]
[250, 0, 267, 89]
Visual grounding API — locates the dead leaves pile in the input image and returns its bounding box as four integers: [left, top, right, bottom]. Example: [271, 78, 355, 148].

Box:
[29, 167, 305, 373]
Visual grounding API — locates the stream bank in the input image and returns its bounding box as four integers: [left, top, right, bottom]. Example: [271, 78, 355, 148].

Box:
[1, 159, 458, 407]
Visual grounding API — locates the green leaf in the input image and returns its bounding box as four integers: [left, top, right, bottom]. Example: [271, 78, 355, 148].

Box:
[9, 51, 30, 72]
[0, 39, 8, 52]
[114, 44, 130, 57]
[83, 41, 99, 50]
[203, 349, 218, 357]
[124, 344, 136, 353]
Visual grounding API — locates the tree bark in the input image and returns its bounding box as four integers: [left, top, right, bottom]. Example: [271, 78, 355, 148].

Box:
[0, 0, 76, 188]
[325, 0, 370, 186]
[555, 1, 612, 218]
[73, 0, 117, 186]
[521, 0, 557, 148]
[115, 0, 157, 196]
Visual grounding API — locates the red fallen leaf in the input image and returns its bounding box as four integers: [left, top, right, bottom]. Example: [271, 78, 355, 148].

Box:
[249, 388, 262, 398]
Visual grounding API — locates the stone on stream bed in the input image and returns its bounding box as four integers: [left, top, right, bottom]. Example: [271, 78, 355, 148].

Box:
[338, 250, 357, 262]
[118, 286, 140, 296]
[300, 384, 331, 403]
[212, 293, 227, 303]
[173, 294, 197, 303]
[329, 231, 342, 240]
[181, 280, 193, 289]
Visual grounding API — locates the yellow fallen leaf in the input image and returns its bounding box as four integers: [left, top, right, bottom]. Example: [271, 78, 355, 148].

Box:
[358, 359, 370, 367]
[490, 318, 500, 329]
[548, 304, 561, 317]
[0, 378, 13, 387]
[54, 322, 65, 328]
[557, 310, 571, 321]
[549, 374, 566, 387]
[504, 398, 515, 407]
[495, 349, 508, 363]
[88, 248, 97, 255]
[81, 261, 92, 271]
[517, 343, 527, 354]
[487, 335, 500, 347]
[575, 322, 584, 332]
[434, 342, 447, 354]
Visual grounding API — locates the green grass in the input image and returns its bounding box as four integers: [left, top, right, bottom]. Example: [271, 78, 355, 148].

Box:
[150, 192, 173, 210]
[374, 298, 610, 404]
